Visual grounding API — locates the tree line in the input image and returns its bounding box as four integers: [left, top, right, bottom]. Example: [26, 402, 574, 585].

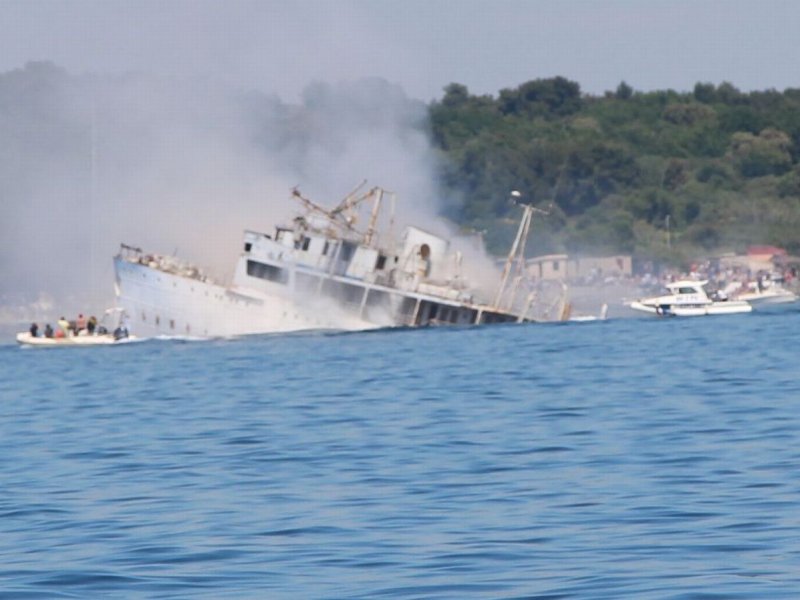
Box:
[428, 77, 800, 266]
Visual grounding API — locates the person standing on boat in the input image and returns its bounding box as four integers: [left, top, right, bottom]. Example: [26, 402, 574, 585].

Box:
[29, 323, 38, 337]
[57, 316, 70, 337]
[76, 313, 87, 333]
[87, 315, 97, 335]
[44, 324, 53, 338]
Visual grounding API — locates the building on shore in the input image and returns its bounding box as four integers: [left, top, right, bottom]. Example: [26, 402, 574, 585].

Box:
[525, 254, 632, 283]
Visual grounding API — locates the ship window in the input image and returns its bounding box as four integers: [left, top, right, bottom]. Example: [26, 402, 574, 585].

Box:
[246, 259, 288, 284]
[376, 254, 387, 270]
[302, 237, 310, 251]
[678, 287, 696, 294]
[322, 241, 330, 255]
[340, 241, 356, 262]
[169, 319, 175, 329]
[327, 281, 364, 305]
[244, 242, 252, 252]
[155, 316, 160, 326]
[552, 261, 560, 271]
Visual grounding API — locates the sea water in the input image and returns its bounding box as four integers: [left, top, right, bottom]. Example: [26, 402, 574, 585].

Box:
[1, 310, 799, 599]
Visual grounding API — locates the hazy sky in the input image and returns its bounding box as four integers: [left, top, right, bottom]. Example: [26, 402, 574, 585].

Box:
[3, 0, 799, 101]
[2, 0, 799, 318]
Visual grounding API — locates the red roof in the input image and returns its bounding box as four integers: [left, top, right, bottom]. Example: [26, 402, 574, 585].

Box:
[747, 245, 786, 256]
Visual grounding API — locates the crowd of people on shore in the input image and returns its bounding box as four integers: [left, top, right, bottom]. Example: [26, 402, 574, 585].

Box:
[636, 262, 798, 297]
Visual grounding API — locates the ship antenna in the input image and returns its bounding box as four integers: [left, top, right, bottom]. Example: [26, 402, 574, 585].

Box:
[89, 92, 97, 306]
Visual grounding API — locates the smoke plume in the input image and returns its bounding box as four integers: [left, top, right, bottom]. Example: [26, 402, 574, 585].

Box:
[1, 62, 478, 324]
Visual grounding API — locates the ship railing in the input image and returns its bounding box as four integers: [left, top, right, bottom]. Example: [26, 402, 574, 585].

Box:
[118, 243, 143, 259]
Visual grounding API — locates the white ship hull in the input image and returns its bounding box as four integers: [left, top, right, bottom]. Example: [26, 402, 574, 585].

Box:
[113, 254, 525, 338]
[114, 257, 379, 338]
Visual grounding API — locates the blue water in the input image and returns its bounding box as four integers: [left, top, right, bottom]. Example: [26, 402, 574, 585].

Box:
[2, 311, 800, 599]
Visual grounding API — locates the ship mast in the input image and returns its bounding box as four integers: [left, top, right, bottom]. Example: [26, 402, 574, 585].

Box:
[363, 187, 383, 247]
[493, 191, 548, 310]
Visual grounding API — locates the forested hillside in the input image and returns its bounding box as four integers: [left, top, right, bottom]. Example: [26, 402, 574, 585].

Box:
[429, 78, 800, 265]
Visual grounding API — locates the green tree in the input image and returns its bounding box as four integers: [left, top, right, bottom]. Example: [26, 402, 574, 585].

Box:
[427, 76, 800, 263]
[498, 77, 582, 118]
[615, 81, 633, 100]
[728, 128, 793, 177]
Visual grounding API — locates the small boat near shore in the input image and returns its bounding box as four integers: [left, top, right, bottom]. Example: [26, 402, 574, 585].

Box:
[628, 280, 752, 317]
[16, 330, 135, 347]
[16, 308, 134, 347]
[726, 280, 798, 306]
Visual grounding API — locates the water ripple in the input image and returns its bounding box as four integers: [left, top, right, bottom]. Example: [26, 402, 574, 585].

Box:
[1, 312, 800, 597]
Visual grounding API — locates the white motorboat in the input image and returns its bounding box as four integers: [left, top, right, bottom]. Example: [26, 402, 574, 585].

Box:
[725, 279, 798, 306]
[628, 280, 752, 317]
[113, 186, 568, 338]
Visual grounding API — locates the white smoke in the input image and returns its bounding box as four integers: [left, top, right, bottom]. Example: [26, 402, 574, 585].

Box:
[1, 62, 504, 325]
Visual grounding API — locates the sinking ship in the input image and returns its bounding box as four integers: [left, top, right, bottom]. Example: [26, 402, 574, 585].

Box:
[113, 185, 566, 338]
